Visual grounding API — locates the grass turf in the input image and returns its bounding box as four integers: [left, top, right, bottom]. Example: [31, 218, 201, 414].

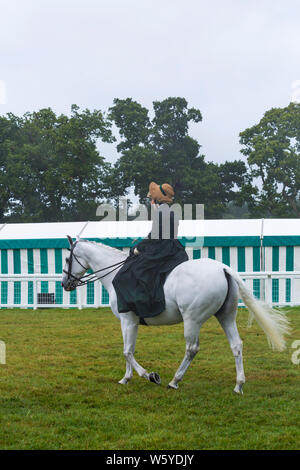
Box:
[0, 307, 299, 450]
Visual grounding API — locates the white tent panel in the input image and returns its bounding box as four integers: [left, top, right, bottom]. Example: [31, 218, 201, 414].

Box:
[0, 218, 299, 240]
[263, 218, 300, 236]
[0, 221, 87, 240]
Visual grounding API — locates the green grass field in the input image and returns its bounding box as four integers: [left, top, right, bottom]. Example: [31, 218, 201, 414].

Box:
[0, 307, 299, 450]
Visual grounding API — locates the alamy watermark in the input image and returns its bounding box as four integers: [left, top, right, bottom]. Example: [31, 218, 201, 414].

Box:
[0, 340, 6, 364]
[291, 340, 300, 365]
[0, 80, 6, 105]
[96, 197, 205, 247]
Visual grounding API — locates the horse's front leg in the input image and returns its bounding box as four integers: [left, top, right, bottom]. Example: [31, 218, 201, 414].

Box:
[119, 315, 151, 384]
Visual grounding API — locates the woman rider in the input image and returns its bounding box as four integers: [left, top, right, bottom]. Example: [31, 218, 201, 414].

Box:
[112, 182, 188, 320]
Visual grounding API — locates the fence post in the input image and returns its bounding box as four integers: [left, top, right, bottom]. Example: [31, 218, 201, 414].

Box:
[95, 281, 100, 308]
[77, 287, 83, 310]
[33, 278, 38, 310]
[265, 274, 272, 306]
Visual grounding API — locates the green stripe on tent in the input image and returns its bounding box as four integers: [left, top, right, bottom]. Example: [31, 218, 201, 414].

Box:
[253, 246, 260, 272]
[272, 279, 279, 303]
[286, 246, 294, 303]
[1, 249, 8, 305]
[27, 249, 34, 305]
[13, 249, 21, 304]
[222, 247, 230, 266]
[286, 279, 291, 303]
[102, 285, 109, 305]
[40, 248, 48, 293]
[1, 249, 8, 274]
[13, 249, 21, 274]
[40, 249, 48, 273]
[252, 247, 261, 300]
[3, 235, 300, 249]
[41, 282, 48, 294]
[272, 246, 279, 303]
[263, 236, 300, 247]
[55, 281, 63, 304]
[27, 249, 34, 274]
[238, 247, 245, 272]
[204, 236, 260, 247]
[69, 247, 77, 304]
[70, 289, 77, 305]
[1, 282, 7, 305]
[28, 281, 33, 305]
[14, 281, 21, 304]
[193, 249, 201, 259]
[87, 282, 94, 305]
[286, 246, 294, 271]
[208, 247, 215, 259]
[0, 235, 264, 249]
[55, 248, 63, 273]
[55, 249, 63, 304]
[272, 246, 279, 271]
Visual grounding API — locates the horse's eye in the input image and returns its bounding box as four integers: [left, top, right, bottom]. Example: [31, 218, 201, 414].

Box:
[65, 257, 70, 263]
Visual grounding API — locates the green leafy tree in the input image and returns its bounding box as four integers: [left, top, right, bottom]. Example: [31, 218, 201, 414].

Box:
[0, 105, 115, 222]
[240, 102, 300, 217]
[109, 97, 248, 217]
[0, 115, 20, 220]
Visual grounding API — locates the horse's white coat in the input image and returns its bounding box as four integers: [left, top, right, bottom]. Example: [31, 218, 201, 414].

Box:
[62, 239, 290, 393]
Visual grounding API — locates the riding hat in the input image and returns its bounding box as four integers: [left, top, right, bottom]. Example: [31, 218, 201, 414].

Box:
[147, 182, 174, 204]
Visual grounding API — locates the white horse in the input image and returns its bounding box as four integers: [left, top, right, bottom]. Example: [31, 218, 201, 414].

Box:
[61, 236, 290, 394]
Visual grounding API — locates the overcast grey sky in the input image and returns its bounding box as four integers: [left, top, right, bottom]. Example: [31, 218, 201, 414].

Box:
[1, 0, 300, 166]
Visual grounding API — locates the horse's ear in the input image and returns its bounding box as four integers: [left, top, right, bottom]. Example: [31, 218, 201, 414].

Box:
[67, 235, 73, 247]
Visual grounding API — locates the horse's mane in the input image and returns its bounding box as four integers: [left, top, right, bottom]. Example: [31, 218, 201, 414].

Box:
[79, 238, 127, 257]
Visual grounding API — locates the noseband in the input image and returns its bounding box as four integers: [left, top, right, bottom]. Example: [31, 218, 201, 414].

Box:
[63, 241, 130, 288]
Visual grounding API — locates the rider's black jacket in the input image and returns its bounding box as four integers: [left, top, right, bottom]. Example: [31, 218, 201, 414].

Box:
[112, 203, 188, 319]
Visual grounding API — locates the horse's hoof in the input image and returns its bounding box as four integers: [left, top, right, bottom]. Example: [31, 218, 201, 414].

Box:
[167, 382, 178, 390]
[149, 372, 161, 385]
[118, 378, 130, 384]
[233, 383, 244, 395]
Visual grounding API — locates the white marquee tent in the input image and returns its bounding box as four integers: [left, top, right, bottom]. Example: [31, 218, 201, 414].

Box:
[1, 218, 300, 308]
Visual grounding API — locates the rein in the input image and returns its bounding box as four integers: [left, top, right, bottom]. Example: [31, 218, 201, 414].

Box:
[63, 241, 131, 288]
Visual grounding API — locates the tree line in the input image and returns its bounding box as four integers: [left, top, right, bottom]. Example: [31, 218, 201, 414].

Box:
[0, 98, 299, 223]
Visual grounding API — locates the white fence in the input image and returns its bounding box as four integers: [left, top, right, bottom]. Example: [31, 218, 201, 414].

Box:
[1, 272, 300, 309]
[238, 271, 300, 307]
[0, 274, 109, 309]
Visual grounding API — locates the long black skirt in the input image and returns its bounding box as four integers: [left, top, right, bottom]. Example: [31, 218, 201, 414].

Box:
[112, 239, 188, 318]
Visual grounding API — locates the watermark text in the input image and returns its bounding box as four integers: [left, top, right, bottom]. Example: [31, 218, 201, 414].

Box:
[291, 340, 300, 365]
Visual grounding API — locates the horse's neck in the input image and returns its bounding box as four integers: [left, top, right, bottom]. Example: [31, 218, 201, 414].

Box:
[78, 242, 126, 291]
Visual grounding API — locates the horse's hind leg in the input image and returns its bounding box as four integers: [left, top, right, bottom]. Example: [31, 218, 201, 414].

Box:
[168, 319, 200, 390]
[215, 277, 245, 394]
[218, 316, 245, 394]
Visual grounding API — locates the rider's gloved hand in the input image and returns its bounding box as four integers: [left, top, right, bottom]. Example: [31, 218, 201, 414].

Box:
[129, 246, 140, 256]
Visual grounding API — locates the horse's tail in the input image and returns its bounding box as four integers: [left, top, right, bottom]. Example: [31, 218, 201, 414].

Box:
[224, 267, 291, 352]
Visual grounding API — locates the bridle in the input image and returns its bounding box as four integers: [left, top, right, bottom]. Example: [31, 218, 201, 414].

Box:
[63, 241, 130, 289]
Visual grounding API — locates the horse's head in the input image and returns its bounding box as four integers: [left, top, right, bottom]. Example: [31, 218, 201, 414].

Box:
[61, 235, 89, 291]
